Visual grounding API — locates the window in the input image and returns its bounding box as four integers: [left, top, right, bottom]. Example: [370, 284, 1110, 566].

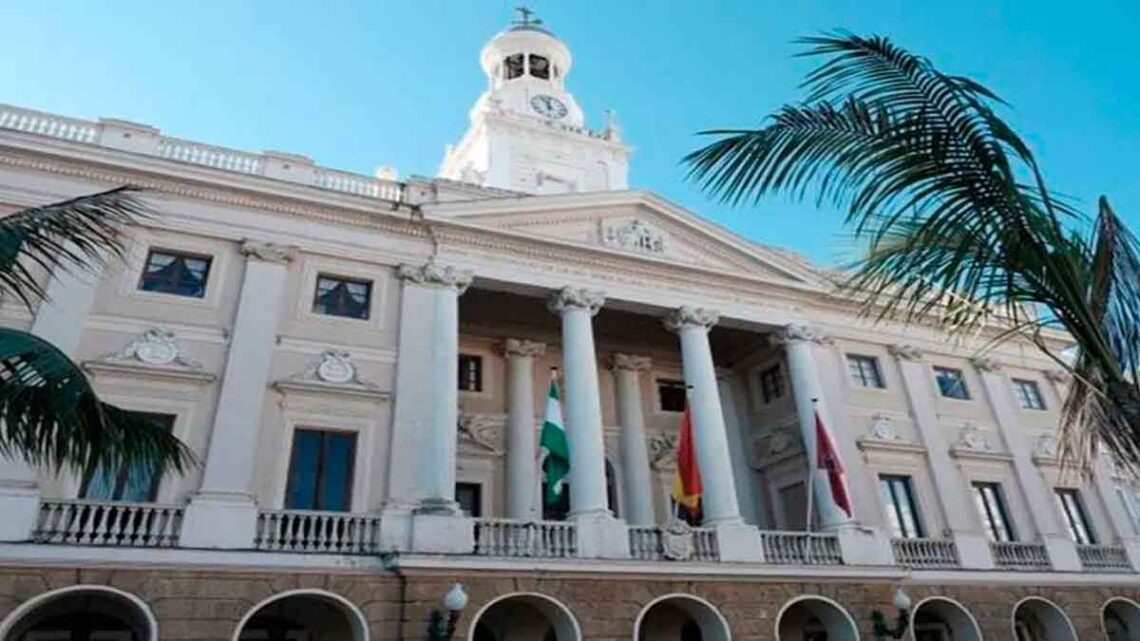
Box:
[458, 354, 483, 392]
[880, 475, 924, 538]
[973, 482, 1015, 542]
[455, 482, 482, 517]
[1114, 487, 1140, 535]
[82, 412, 174, 502]
[933, 367, 970, 400]
[285, 429, 357, 511]
[847, 354, 885, 388]
[312, 274, 371, 320]
[759, 365, 785, 404]
[504, 54, 524, 79]
[657, 379, 686, 412]
[138, 249, 211, 298]
[1054, 488, 1096, 545]
[529, 54, 550, 79]
[1013, 378, 1046, 410]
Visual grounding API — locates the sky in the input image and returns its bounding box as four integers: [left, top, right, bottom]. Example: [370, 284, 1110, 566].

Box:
[2, 1, 1137, 266]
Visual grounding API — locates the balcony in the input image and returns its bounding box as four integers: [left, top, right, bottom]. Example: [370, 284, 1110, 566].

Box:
[1077, 544, 1133, 572]
[760, 531, 843, 565]
[254, 509, 382, 554]
[32, 499, 183, 548]
[628, 525, 719, 562]
[473, 518, 577, 558]
[990, 541, 1050, 571]
[891, 537, 960, 569]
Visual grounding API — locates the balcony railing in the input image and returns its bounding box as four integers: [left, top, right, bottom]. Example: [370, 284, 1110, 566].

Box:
[990, 541, 1050, 570]
[255, 510, 381, 554]
[33, 500, 183, 548]
[473, 519, 576, 558]
[628, 525, 720, 562]
[761, 531, 843, 565]
[891, 537, 959, 569]
[1077, 544, 1133, 572]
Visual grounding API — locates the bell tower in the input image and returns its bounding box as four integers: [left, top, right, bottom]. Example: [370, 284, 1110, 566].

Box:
[439, 9, 630, 195]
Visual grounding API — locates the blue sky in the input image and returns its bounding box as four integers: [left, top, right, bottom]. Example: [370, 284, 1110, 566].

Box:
[2, 1, 1137, 265]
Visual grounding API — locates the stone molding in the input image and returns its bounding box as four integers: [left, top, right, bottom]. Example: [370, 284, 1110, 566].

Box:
[548, 286, 605, 316]
[769, 323, 832, 346]
[240, 240, 296, 264]
[396, 261, 473, 293]
[610, 353, 652, 372]
[888, 344, 925, 362]
[663, 306, 719, 333]
[500, 339, 546, 358]
[971, 357, 1003, 373]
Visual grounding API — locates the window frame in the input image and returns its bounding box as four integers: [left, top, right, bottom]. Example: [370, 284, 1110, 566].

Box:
[137, 248, 213, 299]
[880, 474, 925, 539]
[933, 366, 971, 400]
[1012, 378, 1047, 410]
[1054, 488, 1096, 545]
[847, 354, 886, 389]
[284, 428, 358, 512]
[972, 482, 1016, 542]
[311, 273, 373, 320]
[458, 354, 484, 393]
[656, 378, 687, 413]
[759, 365, 785, 404]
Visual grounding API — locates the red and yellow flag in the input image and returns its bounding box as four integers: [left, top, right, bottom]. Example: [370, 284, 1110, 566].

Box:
[670, 407, 702, 525]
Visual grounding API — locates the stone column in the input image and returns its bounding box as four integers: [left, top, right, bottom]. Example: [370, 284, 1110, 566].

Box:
[889, 344, 993, 568]
[973, 359, 1081, 570]
[548, 287, 629, 558]
[718, 372, 761, 526]
[502, 339, 545, 520]
[611, 354, 655, 526]
[182, 241, 295, 549]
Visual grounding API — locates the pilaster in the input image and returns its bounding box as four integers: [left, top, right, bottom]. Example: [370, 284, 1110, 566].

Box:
[610, 353, 655, 526]
[502, 339, 546, 520]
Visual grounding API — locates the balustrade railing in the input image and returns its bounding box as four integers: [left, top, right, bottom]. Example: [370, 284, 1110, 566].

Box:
[1077, 544, 1133, 572]
[255, 510, 381, 554]
[473, 519, 576, 558]
[990, 541, 1050, 570]
[157, 137, 265, 175]
[891, 537, 959, 569]
[0, 105, 98, 143]
[33, 500, 182, 547]
[760, 531, 843, 565]
[628, 525, 720, 562]
[315, 168, 404, 201]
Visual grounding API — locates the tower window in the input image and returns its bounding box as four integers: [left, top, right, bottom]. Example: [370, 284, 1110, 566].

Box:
[504, 54, 524, 79]
[529, 54, 550, 79]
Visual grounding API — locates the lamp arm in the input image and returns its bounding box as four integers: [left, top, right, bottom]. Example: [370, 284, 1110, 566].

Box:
[870, 608, 909, 640]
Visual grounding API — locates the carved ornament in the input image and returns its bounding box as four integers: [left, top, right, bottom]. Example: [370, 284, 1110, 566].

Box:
[770, 324, 833, 347]
[601, 219, 666, 255]
[649, 432, 678, 470]
[397, 260, 473, 293]
[971, 357, 1002, 373]
[611, 353, 652, 372]
[501, 339, 546, 359]
[663, 306, 719, 332]
[548, 286, 605, 316]
[241, 240, 296, 264]
[457, 414, 504, 456]
[888, 344, 925, 362]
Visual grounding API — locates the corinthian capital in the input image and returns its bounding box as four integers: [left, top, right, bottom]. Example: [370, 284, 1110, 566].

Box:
[241, 240, 296, 264]
[397, 260, 473, 293]
[663, 306, 719, 333]
[501, 339, 546, 358]
[548, 287, 605, 317]
[970, 357, 1003, 373]
[770, 324, 832, 347]
[610, 353, 652, 372]
[887, 344, 924, 362]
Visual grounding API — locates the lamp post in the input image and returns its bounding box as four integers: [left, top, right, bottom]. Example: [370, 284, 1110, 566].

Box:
[871, 588, 912, 641]
[426, 583, 468, 641]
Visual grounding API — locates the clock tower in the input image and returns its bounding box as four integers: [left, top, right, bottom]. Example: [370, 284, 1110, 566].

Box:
[439, 10, 630, 194]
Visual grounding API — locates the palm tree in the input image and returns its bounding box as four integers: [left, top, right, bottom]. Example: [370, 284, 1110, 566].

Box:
[0, 187, 192, 483]
[685, 33, 1140, 472]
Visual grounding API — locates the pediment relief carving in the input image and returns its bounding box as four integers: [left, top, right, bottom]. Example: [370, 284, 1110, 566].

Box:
[649, 432, 678, 471]
[84, 327, 214, 383]
[275, 349, 388, 399]
[458, 413, 505, 456]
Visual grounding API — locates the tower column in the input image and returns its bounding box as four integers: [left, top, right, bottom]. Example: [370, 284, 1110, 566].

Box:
[502, 339, 545, 520]
[611, 354, 655, 526]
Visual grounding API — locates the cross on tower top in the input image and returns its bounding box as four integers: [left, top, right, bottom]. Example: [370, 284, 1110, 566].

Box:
[513, 6, 543, 27]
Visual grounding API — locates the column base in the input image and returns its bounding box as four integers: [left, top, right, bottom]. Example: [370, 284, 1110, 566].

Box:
[713, 522, 765, 563]
[0, 484, 39, 542]
[416, 496, 461, 516]
[1042, 533, 1082, 571]
[835, 526, 894, 566]
[952, 531, 995, 569]
[379, 502, 415, 552]
[411, 512, 474, 554]
[574, 513, 631, 559]
[180, 493, 258, 549]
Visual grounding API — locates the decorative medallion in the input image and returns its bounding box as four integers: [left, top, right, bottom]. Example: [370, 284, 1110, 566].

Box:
[661, 520, 694, 561]
[109, 328, 199, 368]
[958, 423, 993, 451]
[1035, 433, 1059, 458]
[868, 413, 899, 440]
[315, 350, 356, 384]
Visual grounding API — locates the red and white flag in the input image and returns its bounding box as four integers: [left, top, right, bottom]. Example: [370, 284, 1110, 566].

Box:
[814, 411, 852, 517]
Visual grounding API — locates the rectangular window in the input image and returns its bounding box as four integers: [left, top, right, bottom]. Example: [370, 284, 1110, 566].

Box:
[1054, 488, 1096, 545]
[455, 482, 482, 517]
[1013, 378, 1046, 410]
[82, 412, 175, 502]
[657, 379, 687, 412]
[759, 365, 785, 404]
[312, 274, 372, 320]
[1115, 487, 1140, 535]
[285, 429, 357, 512]
[973, 482, 1016, 542]
[137, 249, 212, 298]
[847, 354, 885, 388]
[458, 354, 483, 392]
[933, 367, 970, 400]
[880, 475, 924, 538]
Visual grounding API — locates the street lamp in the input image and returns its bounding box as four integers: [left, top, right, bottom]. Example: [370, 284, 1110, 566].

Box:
[871, 588, 912, 641]
[426, 583, 468, 641]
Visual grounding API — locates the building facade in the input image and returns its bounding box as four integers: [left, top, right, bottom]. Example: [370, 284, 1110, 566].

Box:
[0, 14, 1138, 641]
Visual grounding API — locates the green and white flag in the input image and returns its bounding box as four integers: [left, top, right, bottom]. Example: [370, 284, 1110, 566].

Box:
[539, 375, 570, 504]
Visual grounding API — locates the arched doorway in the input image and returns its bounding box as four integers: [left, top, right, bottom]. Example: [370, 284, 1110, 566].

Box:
[775, 596, 858, 641]
[1012, 597, 1076, 641]
[0, 585, 157, 641]
[635, 594, 731, 641]
[469, 593, 580, 641]
[910, 597, 982, 641]
[1103, 598, 1140, 641]
[234, 590, 368, 641]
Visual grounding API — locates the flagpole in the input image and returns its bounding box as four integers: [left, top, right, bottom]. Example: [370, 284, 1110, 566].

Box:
[805, 398, 818, 534]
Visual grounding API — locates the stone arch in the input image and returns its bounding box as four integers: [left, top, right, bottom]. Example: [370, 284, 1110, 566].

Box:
[1011, 597, 1076, 641]
[634, 593, 731, 641]
[775, 595, 859, 641]
[909, 596, 983, 641]
[233, 588, 368, 641]
[468, 592, 581, 641]
[1103, 597, 1140, 641]
[0, 584, 158, 641]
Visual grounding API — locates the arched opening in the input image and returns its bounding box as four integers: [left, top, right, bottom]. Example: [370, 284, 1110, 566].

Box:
[469, 593, 580, 641]
[0, 585, 157, 641]
[1012, 597, 1076, 641]
[635, 594, 730, 641]
[775, 596, 858, 641]
[910, 597, 982, 641]
[235, 590, 367, 641]
[1103, 598, 1140, 641]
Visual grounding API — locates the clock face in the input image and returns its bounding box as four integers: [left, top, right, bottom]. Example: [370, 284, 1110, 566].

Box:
[530, 94, 568, 119]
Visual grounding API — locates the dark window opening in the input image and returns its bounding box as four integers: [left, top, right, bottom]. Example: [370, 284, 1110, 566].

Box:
[459, 354, 483, 392]
[82, 412, 175, 502]
[529, 54, 550, 79]
[138, 249, 212, 298]
[1055, 488, 1096, 545]
[973, 482, 1016, 542]
[285, 429, 356, 512]
[504, 54, 524, 79]
[657, 379, 687, 412]
[760, 365, 785, 404]
[456, 482, 482, 517]
[880, 475, 924, 538]
[934, 366, 970, 400]
[312, 274, 372, 320]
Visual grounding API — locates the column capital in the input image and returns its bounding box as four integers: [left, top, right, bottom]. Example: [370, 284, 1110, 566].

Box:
[548, 287, 605, 317]
[610, 353, 652, 372]
[887, 343, 925, 362]
[240, 240, 297, 264]
[664, 306, 719, 333]
[769, 323, 832, 347]
[501, 338, 546, 358]
[971, 357, 1003, 373]
[397, 260, 473, 293]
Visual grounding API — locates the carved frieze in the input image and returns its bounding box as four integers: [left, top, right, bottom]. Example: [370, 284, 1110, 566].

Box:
[648, 432, 678, 470]
[663, 306, 719, 332]
[601, 219, 666, 255]
[397, 260, 473, 293]
[458, 413, 504, 456]
[548, 286, 605, 316]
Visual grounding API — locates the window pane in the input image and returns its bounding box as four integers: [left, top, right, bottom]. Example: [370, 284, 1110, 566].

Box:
[847, 355, 884, 388]
[313, 275, 371, 319]
[880, 479, 904, 537]
[456, 482, 482, 517]
[138, 250, 211, 298]
[318, 432, 355, 512]
[934, 367, 969, 399]
[895, 479, 921, 538]
[286, 430, 322, 510]
[458, 355, 483, 392]
[1055, 489, 1095, 545]
[658, 379, 686, 412]
[82, 463, 119, 501]
[1014, 379, 1045, 410]
[505, 54, 524, 79]
[529, 54, 550, 79]
[81, 412, 172, 502]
